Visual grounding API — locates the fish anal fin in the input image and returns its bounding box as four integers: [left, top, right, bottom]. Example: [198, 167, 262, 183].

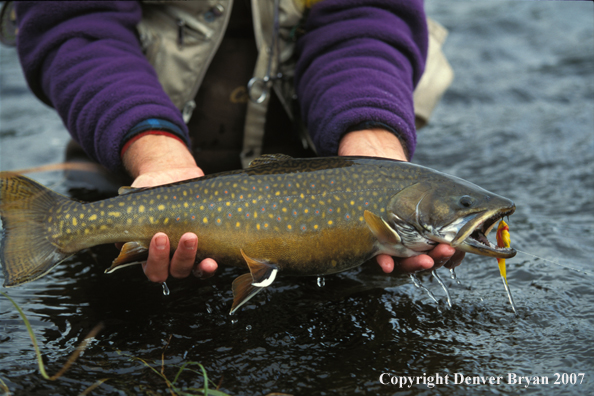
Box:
[364, 210, 401, 245]
[230, 273, 265, 314]
[230, 249, 279, 314]
[105, 242, 149, 274]
[240, 249, 278, 287]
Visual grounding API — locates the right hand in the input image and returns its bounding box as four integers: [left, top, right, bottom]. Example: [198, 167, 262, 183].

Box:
[122, 134, 218, 283]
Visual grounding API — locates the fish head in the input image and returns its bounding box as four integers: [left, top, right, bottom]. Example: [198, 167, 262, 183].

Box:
[386, 175, 516, 259]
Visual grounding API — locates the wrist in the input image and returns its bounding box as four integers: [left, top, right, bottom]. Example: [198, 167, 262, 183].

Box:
[122, 134, 198, 179]
[338, 128, 409, 162]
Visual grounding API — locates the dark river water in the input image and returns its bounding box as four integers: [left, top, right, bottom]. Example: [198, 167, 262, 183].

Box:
[1, 1, 593, 395]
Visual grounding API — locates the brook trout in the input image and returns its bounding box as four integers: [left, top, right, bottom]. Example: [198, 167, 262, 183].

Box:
[0, 155, 516, 313]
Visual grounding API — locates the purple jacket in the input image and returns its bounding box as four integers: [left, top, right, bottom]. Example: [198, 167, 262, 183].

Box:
[15, 0, 427, 172]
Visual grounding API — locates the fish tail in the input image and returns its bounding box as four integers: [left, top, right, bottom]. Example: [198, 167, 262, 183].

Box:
[0, 173, 74, 286]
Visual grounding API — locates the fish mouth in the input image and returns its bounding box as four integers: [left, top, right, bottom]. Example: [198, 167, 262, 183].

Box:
[450, 206, 516, 258]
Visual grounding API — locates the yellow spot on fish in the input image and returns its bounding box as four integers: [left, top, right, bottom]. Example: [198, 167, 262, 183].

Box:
[328, 220, 333, 226]
[164, 218, 169, 224]
[314, 224, 319, 230]
[236, 222, 241, 228]
[331, 260, 337, 267]
[287, 224, 292, 230]
[119, 202, 125, 207]
[139, 205, 145, 213]
[108, 212, 121, 217]
[79, 214, 84, 219]
[65, 214, 70, 219]
[89, 214, 97, 221]
[257, 224, 261, 230]
[238, 207, 243, 212]
[203, 217, 208, 224]
[127, 219, 133, 225]
[84, 229, 90, 235]
[158, 205, 165, 211]
[100, 225, 108, 230]
[350, 200, 355, 206]
[72, 218, 78, 226]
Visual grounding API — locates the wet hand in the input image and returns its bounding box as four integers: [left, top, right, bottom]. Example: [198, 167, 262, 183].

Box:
[121, 134, 219, 282]
[337, 128, 466, 274]
[142, 232, 218, 283]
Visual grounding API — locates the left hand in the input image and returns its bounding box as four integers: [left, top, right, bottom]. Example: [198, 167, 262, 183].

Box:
[122, 134, 218, 283]
[337, 128, 465, 274]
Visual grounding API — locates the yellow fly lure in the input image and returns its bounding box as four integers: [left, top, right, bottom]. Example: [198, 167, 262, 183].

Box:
[496, 220, 517, 314]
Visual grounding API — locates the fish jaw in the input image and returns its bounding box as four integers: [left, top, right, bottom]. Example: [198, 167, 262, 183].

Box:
[449, 206, 516, 258]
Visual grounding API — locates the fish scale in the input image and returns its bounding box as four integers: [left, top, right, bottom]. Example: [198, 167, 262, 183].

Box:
[0, 155, 516, 313]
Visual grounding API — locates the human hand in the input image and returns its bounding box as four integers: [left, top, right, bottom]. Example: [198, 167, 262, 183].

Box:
[337, 128, 465, 274]
[121, 134, 218, 283]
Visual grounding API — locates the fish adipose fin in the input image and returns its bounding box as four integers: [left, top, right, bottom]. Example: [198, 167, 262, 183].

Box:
[105, 242, 149, 273]
[0, 174, 74, 286]
[230, 249, 279, 314]
[364, 210, 401, 245]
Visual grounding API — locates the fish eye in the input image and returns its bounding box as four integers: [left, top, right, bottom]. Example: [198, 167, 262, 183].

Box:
[459, 195, 475, 208]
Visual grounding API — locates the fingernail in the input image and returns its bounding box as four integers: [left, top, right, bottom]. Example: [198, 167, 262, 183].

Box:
[155, 235, 167, 250]
[184, 239, 197, 250]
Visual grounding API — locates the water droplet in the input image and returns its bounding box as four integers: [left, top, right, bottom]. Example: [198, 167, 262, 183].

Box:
[317, 276, 325, 287]
[410, 274, 440, 307]
[231, 319, 238, 325]
[161, 282, 170, 296]
[246, 325, 252, 331]
[449, 268, 462, 285]
[432, 270, 452, 308]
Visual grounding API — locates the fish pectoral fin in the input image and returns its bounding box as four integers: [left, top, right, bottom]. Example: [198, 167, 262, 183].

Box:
[229, 249, 279, 314]
[230, 273, 266, 314]
[364, 210, 401, 245]
[105, 242, 149, 274]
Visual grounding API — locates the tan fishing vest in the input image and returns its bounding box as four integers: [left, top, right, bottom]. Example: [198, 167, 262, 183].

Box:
[136, 0, 453, 167]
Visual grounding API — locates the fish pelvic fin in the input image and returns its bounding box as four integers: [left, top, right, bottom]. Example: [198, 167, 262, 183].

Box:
[105, 242, 149, 274]
[230, 249, 279, 314]
[364, 210, 401, 245]
[0, 173, 75, 286]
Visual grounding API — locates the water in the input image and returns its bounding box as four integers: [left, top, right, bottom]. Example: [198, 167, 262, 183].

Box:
[1, 1, 593, 395]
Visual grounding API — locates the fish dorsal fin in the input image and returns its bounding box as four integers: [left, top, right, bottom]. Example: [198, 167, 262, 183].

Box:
[248, 153, 293, 168]
[364, 210, 401, 246]
[230, 249, 279, 314]
[105, 242, 149, 273]
[118, 186, 141, 195]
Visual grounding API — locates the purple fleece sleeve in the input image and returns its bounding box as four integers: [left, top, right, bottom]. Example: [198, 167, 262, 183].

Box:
[295, 0, 428, 159]
[15, 1, 189, 171]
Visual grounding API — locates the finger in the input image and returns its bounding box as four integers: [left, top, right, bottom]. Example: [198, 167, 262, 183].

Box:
[192, 258, 218, 279]
[170, 233, 198, 278]
[376, 254, 395, 273]
[143, 233, 170, 283]
[444, 250, 466, 269]
[397, 254, 435, 273]
[428, 243, 457, 269]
